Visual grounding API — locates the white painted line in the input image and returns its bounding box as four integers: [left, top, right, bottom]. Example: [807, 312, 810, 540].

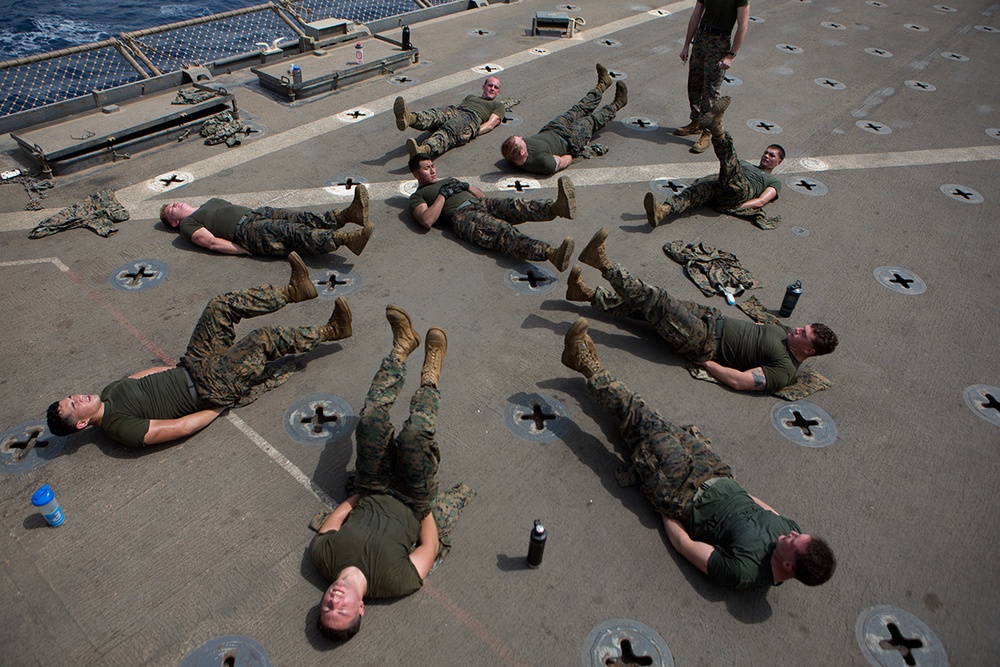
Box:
[227, 413, 336, 507]
[0, 257, 70, 271]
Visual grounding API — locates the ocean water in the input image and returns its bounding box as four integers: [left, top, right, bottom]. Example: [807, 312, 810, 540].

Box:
[0, 0, 259, 60]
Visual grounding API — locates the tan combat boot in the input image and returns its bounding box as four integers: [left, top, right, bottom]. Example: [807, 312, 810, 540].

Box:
[644, 192, 674, 229]
[690, 131, 711, 154]
[561, 317, 603, 378]
[578, 227, 611, 272]
[610, 81, 628, 112]
[386, 305, 420, 361]
[405, 138, 431, 158]
[595, 63, 613, 94]
[673, 120, 701, 136]
[281, 251, 318, 303]
[699, 95, 730, 137]
[345, 184, 369, 225]
[334, 222, 374, 256]
[421, 327, 447, 387]
[393, 96, 415, 131]
[548, 236, 575, 272]
[319, 297, 353, 341]
[553, 176, 576, 220]
[565, 265, 595, 302]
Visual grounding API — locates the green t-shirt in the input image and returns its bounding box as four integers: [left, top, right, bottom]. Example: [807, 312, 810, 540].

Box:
[716, 319, 799, 391]
[739, 160, 782, 199]
[457, 95, 505, 124]
[178, 198, 250, 242]
[408, 178, 477, 225]
[518, 132, 569, 175]
[99, 368, 199, 447]
[699, 0, 749, 33]
[690, 478, 801, 589]
[310, 494, 423, 599]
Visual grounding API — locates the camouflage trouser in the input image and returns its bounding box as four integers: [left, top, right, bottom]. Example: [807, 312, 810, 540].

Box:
[539, 88, 617, 154]
[587, 370, 733, 520]
[450, 197, 557, 261]
[413, 106, 480, 157]
[667, 132, 754, 213]
[592, 263, 721, 361]
[180, 285, 324, 407]
[354, 354, 440, 519]
[233, 206, 348, 256]
[686, 29, 731, 123]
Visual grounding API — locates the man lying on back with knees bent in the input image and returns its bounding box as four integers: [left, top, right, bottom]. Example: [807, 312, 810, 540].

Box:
[311, 306, 447, 641]
[47, 253, 353, 447]
[395, 76, 505, 158]
[408, 153, 577, 272]
[502, 64, 627, 175]
[566, 228, 837, 392]
[561, 317, 836, 589]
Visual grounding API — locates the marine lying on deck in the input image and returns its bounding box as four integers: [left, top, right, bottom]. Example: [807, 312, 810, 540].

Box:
[567, 229, 838, 392]
[160, 186, 373, 257]
[46, 253, 353, 447]
[561, 318, 836, 589]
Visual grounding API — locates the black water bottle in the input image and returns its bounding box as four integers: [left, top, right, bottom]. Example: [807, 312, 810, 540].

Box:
[526, 519, 547, 568]
[401, 25, 411, 50]
[778, 280, 802, 317]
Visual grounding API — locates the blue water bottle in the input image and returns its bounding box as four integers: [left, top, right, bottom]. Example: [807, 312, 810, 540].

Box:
[290, 64, 302, 85]
[31, 484, 65, 526]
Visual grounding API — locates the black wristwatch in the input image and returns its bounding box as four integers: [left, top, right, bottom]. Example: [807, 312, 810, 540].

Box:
[725, 50, 736, 57]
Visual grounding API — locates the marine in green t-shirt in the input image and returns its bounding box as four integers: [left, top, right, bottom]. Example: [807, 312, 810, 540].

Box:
[560, 321, 837, 591]
[395, 76, 505, 158]
[46, 254, 353, 448]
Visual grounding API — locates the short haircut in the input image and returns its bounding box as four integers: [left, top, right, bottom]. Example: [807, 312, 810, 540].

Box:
[159, 203, 171, 226]
[809, 323, 838, 356]
[46, 401, 78, 436]
[768, 144, 786, 161]
[316, 612, 362, 642]
[408, 153, 433, 173]
[795, 536, 836, 586]
[501, 135, 518, 161]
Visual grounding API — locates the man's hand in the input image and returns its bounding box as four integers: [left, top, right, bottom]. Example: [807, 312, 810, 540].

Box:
[437, 180, 467, 200]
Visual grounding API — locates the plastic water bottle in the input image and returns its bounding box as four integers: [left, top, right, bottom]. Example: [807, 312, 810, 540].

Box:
[31, 484, 65, 527]
[778, 280, 802, 317]
[402, 25, 411, 50]
[290, 63, 302, 85]
[355, 42, 364, 65]
[526, 519, 547, 568]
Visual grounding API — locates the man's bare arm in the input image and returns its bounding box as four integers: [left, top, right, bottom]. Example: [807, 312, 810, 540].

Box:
[129, 366, 175, 379]
[718, 5, 750, 69]
[750, 495, 780, 515]
[143, 408, 226, 445]
[740, 186, 778, 210]
[317, 494, 361, 534]
[553, 154, 574, 172]
[408, 513, 440, 579]
[411, 199, 445, 230]
[189, 227, 251, 255]
[479, 114, 501, 135]
[467, 185, 486, 198]
[679, 1, 705, 63]
[699, 360, 766, 391]
[663, 517, 714, 574]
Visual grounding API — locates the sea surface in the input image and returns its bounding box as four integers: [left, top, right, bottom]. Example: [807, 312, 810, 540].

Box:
[0, 0, 261, 60]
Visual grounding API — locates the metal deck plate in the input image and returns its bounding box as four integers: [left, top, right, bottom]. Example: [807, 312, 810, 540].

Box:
[874, 266, 926, 295]
[855, 606, 947, 667]
[582, 619, 674, 667]
[504, 393, 570, 443]
[962, 385, 1000, 427]
[0, 420, 67, 474]
[109, 259, 168, 292]
[283, 394, 355, 444]
[504, 264, 559, 295]
[181, 635, 271, 667]
[770, 401, 837, 448]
